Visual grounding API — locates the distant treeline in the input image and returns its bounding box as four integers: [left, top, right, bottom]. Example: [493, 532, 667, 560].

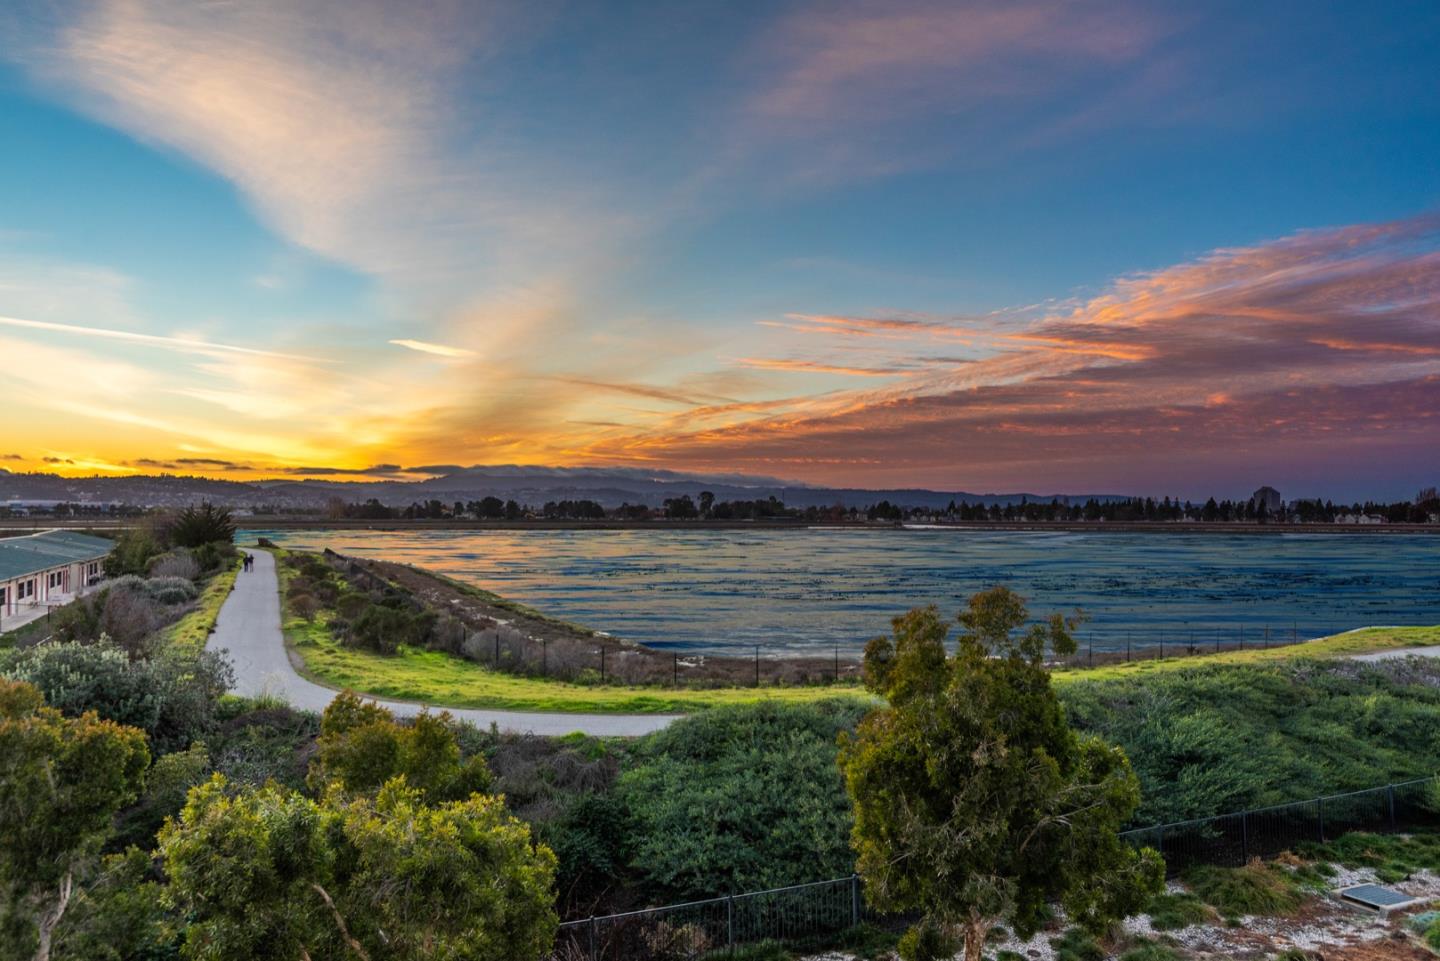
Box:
[6, 489, 1438, 525]
[321, 490, 1440, 525]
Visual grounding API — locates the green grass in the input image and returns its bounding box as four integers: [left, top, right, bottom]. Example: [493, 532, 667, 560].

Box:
[289, 621, 873, 713]
[1183, 862, 1309, 920]
[158, 559, 241, 653]
[1145, 892, 1213, 931]
[1301, 830, 1440, 882]
[1052, 625, 1440, 685]
[271, 548, 872, 714]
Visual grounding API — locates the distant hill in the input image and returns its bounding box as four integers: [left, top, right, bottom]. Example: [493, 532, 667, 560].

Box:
[0, 465, 1130, 511]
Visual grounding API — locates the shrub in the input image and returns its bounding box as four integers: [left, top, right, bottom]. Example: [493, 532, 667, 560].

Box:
[143, 576, 199, 605]
[616, 700, 864, 900]
[146, 550, 200, 582]
[897, 918, 958, 961]
[1049, 927, 1103, 961]
[1062, 659, 1440, 824]
[211, 702, 321, 791]
[290, 594, 321, 622]
[98, 588, 167, 656]
[112, 743, 213, 850]
[104, 529, 163, 578]
[1185, 861, 1304, 919]
[343, 601, 435, 655]
[158, 775, 558, 961]
[1145, 891, 1212, 930]
[308, 691, 490, 803]
[0, 641, 234, 754]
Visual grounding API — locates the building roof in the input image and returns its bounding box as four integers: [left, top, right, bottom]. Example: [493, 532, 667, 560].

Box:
[0, 530, 114, 582]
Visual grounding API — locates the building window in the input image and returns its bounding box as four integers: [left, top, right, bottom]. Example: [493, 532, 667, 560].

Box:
[49, 571, 64, 589]
[17, 579, 35, 600]
[0, 586, 7, 608]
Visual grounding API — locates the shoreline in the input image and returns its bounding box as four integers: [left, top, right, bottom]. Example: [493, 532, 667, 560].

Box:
[3, 517, 1436, 535]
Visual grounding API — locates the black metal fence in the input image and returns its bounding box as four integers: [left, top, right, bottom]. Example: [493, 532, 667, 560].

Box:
[548, 777, 1440, 959]
[552, 876, 868, 961]
[1119, 776, 1440, 875]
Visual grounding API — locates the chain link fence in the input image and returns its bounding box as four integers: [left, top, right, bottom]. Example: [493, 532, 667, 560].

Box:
[1120, 776, 1440, 875]
[551, 876, 870, 961]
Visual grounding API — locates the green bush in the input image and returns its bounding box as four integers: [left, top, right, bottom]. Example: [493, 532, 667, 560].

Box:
[616, 700, 865, 900]
[344, 601, 436, 655]
[113, 743, 213, 850]
[1184, 862, 1304, 919]
[1145, 891, 1211, 930]
[308, 691, 490, 803]
[1049, 927, 1103, 961]
[1062, 659, 1440, 823]
[896, 918, 957, 961]
[104, 529, 164, 578]
[210, 701, 321, 791]
[0, 641, 234, 754]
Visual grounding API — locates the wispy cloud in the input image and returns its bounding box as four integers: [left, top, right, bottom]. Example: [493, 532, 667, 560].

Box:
[566, 214, 1440, 489]
[389, 339, 478, 359]
[0, 315, 317, 361]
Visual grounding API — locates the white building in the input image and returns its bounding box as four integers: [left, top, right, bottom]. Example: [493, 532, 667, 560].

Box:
[0, 530, 113, 628]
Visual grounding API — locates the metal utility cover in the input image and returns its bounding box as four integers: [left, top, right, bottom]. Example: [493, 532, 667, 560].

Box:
[1337, 883, 1424, 913]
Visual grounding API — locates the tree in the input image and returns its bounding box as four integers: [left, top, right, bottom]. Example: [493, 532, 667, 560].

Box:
[0, 680, 150, 961]
[158, 774, 557, 961]
[698, 491, 715, 516]
[308, 691, 491, 803]
[837, 589, 1162, 961]
[166, 503, 236, 549]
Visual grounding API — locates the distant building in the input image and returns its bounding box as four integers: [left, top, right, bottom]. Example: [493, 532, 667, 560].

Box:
[1250, 486, 1282, 514]
[0, 530, 113, 625]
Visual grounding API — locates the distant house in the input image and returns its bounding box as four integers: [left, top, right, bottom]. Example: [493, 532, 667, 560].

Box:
[0, 530, 113, 624]
[1250, 486, 1282, 514]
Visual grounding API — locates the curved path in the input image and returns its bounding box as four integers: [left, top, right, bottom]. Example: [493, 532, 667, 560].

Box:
[206, 549, 678, 736]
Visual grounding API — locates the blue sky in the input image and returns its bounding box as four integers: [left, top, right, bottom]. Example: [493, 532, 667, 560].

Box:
[0, 0, 1437, 498]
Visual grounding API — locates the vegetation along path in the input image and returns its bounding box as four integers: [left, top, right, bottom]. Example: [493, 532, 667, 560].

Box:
[206, 549, 677, 736]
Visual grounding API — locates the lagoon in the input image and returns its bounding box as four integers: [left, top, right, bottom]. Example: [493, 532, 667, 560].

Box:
[248, 528, 1440, 656]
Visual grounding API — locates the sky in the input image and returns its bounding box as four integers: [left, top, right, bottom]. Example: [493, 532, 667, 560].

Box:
[0, 0, 1437, 501]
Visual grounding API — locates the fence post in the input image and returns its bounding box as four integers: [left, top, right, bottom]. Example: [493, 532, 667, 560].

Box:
[1317, 797, 1325, 842]
[1241, 812, 1249, 864]
[494, 632, 500, 666]
[588, 916, 598, 961]
[727, 894, 735, 948]
[1159, 635, 1164, 660]
[1388, 784, 1397, 831]
[834, 644, 840, 684]
[542, 640, 548, 676]
[851, 874, 861, 927]
[673, 652, 678, 687]
[1156, 824, 1165, 861]
[754, 645, 760, 688]
[600, 647, 606, 683]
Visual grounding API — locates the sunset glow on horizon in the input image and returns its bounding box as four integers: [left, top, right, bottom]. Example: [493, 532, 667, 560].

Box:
[2, 1, 1438, 499]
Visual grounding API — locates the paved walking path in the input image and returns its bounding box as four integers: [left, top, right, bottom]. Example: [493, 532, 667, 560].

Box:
[206, 549, 678, 736]
[1352, 644, 1440, 662]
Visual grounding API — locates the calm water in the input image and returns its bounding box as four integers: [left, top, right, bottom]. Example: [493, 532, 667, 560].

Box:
[247, 528, 1440, 656]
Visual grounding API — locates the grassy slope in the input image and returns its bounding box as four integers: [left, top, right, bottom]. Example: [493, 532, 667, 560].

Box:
[271, 548, 871, 714]
[1052, 625, 1440, 686]
[159, 558, 242, 653]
